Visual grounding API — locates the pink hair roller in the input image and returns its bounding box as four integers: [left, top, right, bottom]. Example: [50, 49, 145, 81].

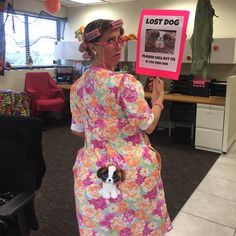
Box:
[85, 29, 102, 42]
[110, 19, 123, 29]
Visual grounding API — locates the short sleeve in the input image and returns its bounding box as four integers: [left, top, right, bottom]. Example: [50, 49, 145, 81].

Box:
[70, 82, 85, 132]
[119, 74, 153, 130]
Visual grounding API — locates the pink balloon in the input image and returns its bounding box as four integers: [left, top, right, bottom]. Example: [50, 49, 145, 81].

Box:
[44, 0, 61, 14]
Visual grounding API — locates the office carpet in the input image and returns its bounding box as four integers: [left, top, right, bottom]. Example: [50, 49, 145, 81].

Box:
[31, 125, 219, 236]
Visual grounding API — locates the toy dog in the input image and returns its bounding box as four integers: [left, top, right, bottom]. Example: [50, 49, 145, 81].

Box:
[97, 165, 125, 199]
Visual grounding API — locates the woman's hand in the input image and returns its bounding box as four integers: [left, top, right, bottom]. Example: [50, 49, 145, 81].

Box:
[144, 77, 165, 134]
[148, 77, 164, 104]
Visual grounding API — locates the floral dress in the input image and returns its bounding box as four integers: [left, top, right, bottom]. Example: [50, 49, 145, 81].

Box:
[70, 66, 172, 236]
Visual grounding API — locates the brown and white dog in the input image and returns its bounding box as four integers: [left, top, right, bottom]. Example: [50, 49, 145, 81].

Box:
[97, 165, 125, 199]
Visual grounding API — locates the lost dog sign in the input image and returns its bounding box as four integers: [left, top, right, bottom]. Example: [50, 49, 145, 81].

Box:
[136, 9, 190, 80]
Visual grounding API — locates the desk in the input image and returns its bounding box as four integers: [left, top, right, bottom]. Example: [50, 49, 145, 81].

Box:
[58, 83, 72, 91]
[145, 92, 225, 106]
[58, 83, 228, 152]
[58, 84, 225, 106]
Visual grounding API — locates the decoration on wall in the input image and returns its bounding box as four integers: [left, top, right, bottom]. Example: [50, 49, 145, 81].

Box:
[44, 0, 61, 14]
[190, 0, 218, 78]
[28, 56, 33, 69]
[0, 57, 3, 71]
[123, 33, 137, 41]
[75, 26, 85, 41]
[5, 61, 11, 70]
[0, 0, 6, 12]
[0, 10, 5, 76]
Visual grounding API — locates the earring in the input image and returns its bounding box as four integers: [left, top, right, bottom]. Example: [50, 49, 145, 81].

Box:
[92, 50, 97, 56]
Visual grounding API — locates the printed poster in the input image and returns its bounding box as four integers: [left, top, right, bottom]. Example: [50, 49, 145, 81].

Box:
[136, 9, 190, 80]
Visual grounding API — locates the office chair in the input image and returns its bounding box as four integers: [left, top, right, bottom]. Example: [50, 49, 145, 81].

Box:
[168, 102, 196, 144]
[24, 72, 65, 117]
[0, 115, 46, 236]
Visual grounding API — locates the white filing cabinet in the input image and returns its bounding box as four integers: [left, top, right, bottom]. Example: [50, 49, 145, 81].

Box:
[195, 103, 225, 153]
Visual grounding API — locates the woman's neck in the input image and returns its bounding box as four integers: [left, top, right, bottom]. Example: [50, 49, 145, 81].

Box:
[91, 62, 114, 71]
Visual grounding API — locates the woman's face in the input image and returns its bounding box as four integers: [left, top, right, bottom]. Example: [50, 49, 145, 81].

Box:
[92, 28, 124, 70]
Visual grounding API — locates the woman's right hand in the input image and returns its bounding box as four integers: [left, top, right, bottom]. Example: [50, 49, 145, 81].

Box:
[148, 77, 164, 104]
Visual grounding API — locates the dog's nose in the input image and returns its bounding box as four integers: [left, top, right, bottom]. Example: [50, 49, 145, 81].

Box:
[108, 179, 111, 182]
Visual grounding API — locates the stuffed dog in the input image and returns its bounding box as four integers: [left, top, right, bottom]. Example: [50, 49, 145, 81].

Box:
[97, 165, 125, 199]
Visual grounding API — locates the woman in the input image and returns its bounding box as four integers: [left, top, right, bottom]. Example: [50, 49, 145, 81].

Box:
[70, 19, 172, 235]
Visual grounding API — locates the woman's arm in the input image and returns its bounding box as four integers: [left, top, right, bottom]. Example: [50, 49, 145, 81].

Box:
[144, 77, 164, 134]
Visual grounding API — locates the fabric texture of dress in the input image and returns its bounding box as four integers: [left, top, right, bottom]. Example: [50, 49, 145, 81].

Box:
[70, 66, 172, 236]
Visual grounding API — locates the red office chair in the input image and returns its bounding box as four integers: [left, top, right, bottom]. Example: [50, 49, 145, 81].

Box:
[25, 72, 65, 117]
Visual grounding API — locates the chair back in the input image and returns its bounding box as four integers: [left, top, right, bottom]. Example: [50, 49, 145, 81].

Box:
[25, 72, 57, 98]
[0, 115, 46, 193]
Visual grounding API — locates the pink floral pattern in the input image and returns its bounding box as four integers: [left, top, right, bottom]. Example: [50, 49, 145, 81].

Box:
[70, 67, 172, 235]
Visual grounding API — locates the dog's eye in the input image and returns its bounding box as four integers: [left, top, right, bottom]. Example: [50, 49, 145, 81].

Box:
[102, 174, 108, 179]
[113, 176, 120, 182]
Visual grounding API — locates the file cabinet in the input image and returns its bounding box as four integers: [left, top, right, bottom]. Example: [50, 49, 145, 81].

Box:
[195, 103, 225, 153]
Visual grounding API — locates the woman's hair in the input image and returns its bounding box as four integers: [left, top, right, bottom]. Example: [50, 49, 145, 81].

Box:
[79, 19, 124, 60]
[84, 19, 124, 43]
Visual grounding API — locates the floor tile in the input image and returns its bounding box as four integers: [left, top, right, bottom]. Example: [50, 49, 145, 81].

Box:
[208, 160, 236, 182]
[227, 142, 236, 155]
[217, 156, 236, 166]
[219, 154, 236, 165]
[182, 191, 236, 228]
[197, 175, 236, 202]
[165, 212, 234, 236]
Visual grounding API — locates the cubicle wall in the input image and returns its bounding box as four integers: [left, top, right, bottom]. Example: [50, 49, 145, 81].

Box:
[222, 75, 236, 152]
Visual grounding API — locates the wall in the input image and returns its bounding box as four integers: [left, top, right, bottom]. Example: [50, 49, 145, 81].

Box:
[12, 0, 67, 17]
[64, 0, 236, 81]
[223, 75, 236, 152]
[64, 0, 236, 41]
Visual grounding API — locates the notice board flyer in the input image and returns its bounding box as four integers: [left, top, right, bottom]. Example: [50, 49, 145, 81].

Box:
[136, 9, 190, 80]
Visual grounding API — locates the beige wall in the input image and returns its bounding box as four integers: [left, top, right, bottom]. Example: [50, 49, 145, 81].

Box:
[65, 0, 236, 41]
[13, 0, 67, 17]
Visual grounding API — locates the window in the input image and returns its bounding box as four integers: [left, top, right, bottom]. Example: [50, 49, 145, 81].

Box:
[28, 17, 57, 66]
[4, 12, 59, 67]
[4, 14, 26, 66]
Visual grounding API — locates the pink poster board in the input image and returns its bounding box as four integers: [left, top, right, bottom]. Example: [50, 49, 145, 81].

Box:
[136, 9, 190, 80]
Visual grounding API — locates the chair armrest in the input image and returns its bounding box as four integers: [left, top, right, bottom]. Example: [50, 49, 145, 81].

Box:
[25, 89, 36, 99]
[51, 88, 65, 100]
[25, 89, 35, 95]
[0, 191, 34, 217]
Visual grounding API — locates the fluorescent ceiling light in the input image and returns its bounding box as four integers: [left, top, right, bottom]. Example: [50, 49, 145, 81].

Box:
[70, 0, 105, 4]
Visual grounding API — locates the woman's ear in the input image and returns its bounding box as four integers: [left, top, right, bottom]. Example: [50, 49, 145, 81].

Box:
[87, 43, 95, 52]
[87, 43, 97, 57]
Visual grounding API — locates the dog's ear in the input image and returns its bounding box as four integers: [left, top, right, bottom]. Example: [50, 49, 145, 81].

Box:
[97, 167, 107, 179]
[163, 33, 171, 41]
[117, 169, 125, 182]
